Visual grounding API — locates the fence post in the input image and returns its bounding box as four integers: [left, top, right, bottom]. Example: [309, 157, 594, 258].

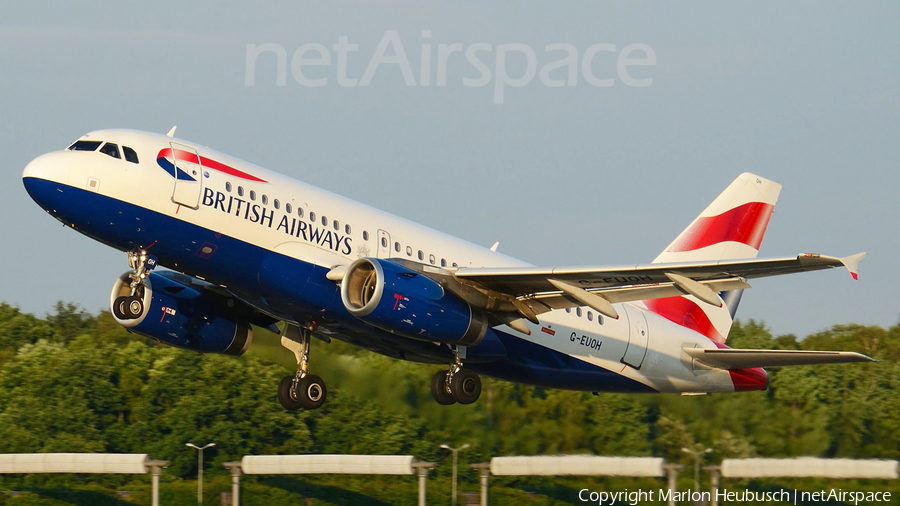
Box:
[410, 462, 435, 506]
[146, 460, 169, 506]
[471, 463, 490, 506]
[705, 466, 720, 506]
[224, 462, 242, 506]
[662, 464, 682, 506]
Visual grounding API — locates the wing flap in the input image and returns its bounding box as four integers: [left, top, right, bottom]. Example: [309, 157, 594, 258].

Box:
[683, 348, 874, 369]
[520, 277, 751, 316]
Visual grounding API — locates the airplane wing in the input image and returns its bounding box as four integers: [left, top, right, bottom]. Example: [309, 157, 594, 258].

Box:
[683, 348, 874, 369]
[452, 253, 865, 320]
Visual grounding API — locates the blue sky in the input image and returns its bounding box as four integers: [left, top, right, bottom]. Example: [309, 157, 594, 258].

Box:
[2, 1, 898, 338]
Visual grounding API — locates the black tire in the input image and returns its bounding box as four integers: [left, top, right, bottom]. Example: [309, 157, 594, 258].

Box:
[277, 376, 303, 410]
[297, 374, 327, 410]
[450, 368, 482, 405]
[124, 296, 144, 319]
[431, 370, 456, 405]
[113, 296, 129, 320]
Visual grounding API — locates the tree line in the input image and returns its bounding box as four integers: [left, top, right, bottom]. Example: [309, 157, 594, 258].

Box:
[0, 302, 898, 504]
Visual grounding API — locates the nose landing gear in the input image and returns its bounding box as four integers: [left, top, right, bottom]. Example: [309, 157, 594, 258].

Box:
[430, 349, 482, 405]
[113, 295, 145, 320]
[113, 249, 157, 320]
[278, 324, 327, 410]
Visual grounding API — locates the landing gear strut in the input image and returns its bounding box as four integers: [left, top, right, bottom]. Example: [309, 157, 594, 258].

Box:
[431, 348, 482, 405]
[113, 249, 156, 320]
[278, 324, 327, 410]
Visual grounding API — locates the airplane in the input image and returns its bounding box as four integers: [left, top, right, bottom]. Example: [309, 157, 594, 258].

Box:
[22, 128, 872, 410]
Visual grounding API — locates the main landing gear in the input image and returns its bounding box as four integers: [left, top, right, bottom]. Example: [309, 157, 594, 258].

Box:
[278, 324, 327, 410]
[113, 250, 156, 320]
[431, 348, 482, 405]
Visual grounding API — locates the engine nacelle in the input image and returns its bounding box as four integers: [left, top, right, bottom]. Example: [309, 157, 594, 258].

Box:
[110, 272, 252, 356]
[340, 258, 488, 346]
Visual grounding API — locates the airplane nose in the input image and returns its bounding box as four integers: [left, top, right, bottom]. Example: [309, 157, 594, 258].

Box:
[23, 151, 72, 213]
[22, 151, 71, 183]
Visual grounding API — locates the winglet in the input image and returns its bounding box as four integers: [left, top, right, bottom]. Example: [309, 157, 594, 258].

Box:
[841, 252, 866, 280]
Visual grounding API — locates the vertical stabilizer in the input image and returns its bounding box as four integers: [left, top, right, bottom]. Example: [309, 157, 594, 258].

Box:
[644, 173, 781, 343]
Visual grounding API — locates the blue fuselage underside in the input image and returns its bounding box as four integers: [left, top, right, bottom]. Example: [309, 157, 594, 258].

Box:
[24, 177, 655, 393]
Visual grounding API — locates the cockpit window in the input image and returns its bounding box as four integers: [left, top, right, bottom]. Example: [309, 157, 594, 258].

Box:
[99, 143, 121, 159]
[68, 140, 102, 151]
[122, 146, 139, 164]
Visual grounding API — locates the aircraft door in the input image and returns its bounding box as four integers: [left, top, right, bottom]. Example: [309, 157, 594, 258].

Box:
[376, 230, 392, 259]
[170, 142, 203, 209]
[621, 305, 650, 369]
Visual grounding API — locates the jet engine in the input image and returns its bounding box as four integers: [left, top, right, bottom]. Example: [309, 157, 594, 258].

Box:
[340, 258, 488, 346]
[110, 271, 252, 356]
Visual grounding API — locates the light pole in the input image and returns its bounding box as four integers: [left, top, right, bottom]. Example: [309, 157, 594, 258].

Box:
[440, 443, 469, 505]
[186, 442, 216, 505]
[681, 446, 713, 495]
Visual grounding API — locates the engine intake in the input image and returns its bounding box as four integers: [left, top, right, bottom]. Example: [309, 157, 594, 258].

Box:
[110, 272, 252, 356]
[340, 258, 487, 346]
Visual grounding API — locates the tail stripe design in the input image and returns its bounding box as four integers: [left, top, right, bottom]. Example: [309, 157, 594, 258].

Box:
[644, 297, 726, 344]
[667, 201, 774, 253]
[645, 173, 782, 345]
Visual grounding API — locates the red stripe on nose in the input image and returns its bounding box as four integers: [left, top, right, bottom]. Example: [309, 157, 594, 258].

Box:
[157, 149, 268, 183]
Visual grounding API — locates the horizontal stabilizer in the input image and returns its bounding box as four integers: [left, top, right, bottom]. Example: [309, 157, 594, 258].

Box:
[683, 348, 874, 369]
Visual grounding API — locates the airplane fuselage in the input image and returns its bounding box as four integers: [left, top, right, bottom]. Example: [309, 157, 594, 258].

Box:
[23, 129, 767, 397]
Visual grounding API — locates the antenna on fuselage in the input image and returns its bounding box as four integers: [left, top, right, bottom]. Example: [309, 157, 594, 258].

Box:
[166, 126, 177, 138]
[490, 242, 500, 252]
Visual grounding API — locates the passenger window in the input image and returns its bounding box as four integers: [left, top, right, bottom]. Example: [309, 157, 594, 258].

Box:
[363, 230, 369, 241]
[441, 259, 447, 267]
[99, 143, 121, 159]
[285, 203, 292, 214]
[68, 140, 102, 151]
[576, 308, 582, 317]
[429, 254, 435, 265]
[238, 186, 244, 197]
[273, 199, 280, 209]
[587, 311, 593, 321]
[122, 146, 139, 163]
[298, 207, 304, 218]
[333, 220, 339, 231]
[322, 216, 328, 226]
[226, 182, 232, 192]
[406, 246, 413, 257]
[566, 308, 571, 313]
[598, 315, 604, 325]
[452, 262, 459, 268]
[345, 224, 351, 234]
[381, 237, 388, 248]
[249, 190, 256, 201]
[261, 195, 268, 205]
[310, 212, 316, 222]
[418, 250, 424, 261]
[394, 242, 401, 252]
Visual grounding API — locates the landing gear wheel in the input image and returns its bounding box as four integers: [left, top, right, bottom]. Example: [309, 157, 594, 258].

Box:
[113, 296, 129, 320]
[124, 296, 144, 319]
[431, 370, 456, 405]
[277, 376, 303, 410]
[279, 324, 328, 410]
[297, 374, 327, 410]
[450, 368, 482, 405]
